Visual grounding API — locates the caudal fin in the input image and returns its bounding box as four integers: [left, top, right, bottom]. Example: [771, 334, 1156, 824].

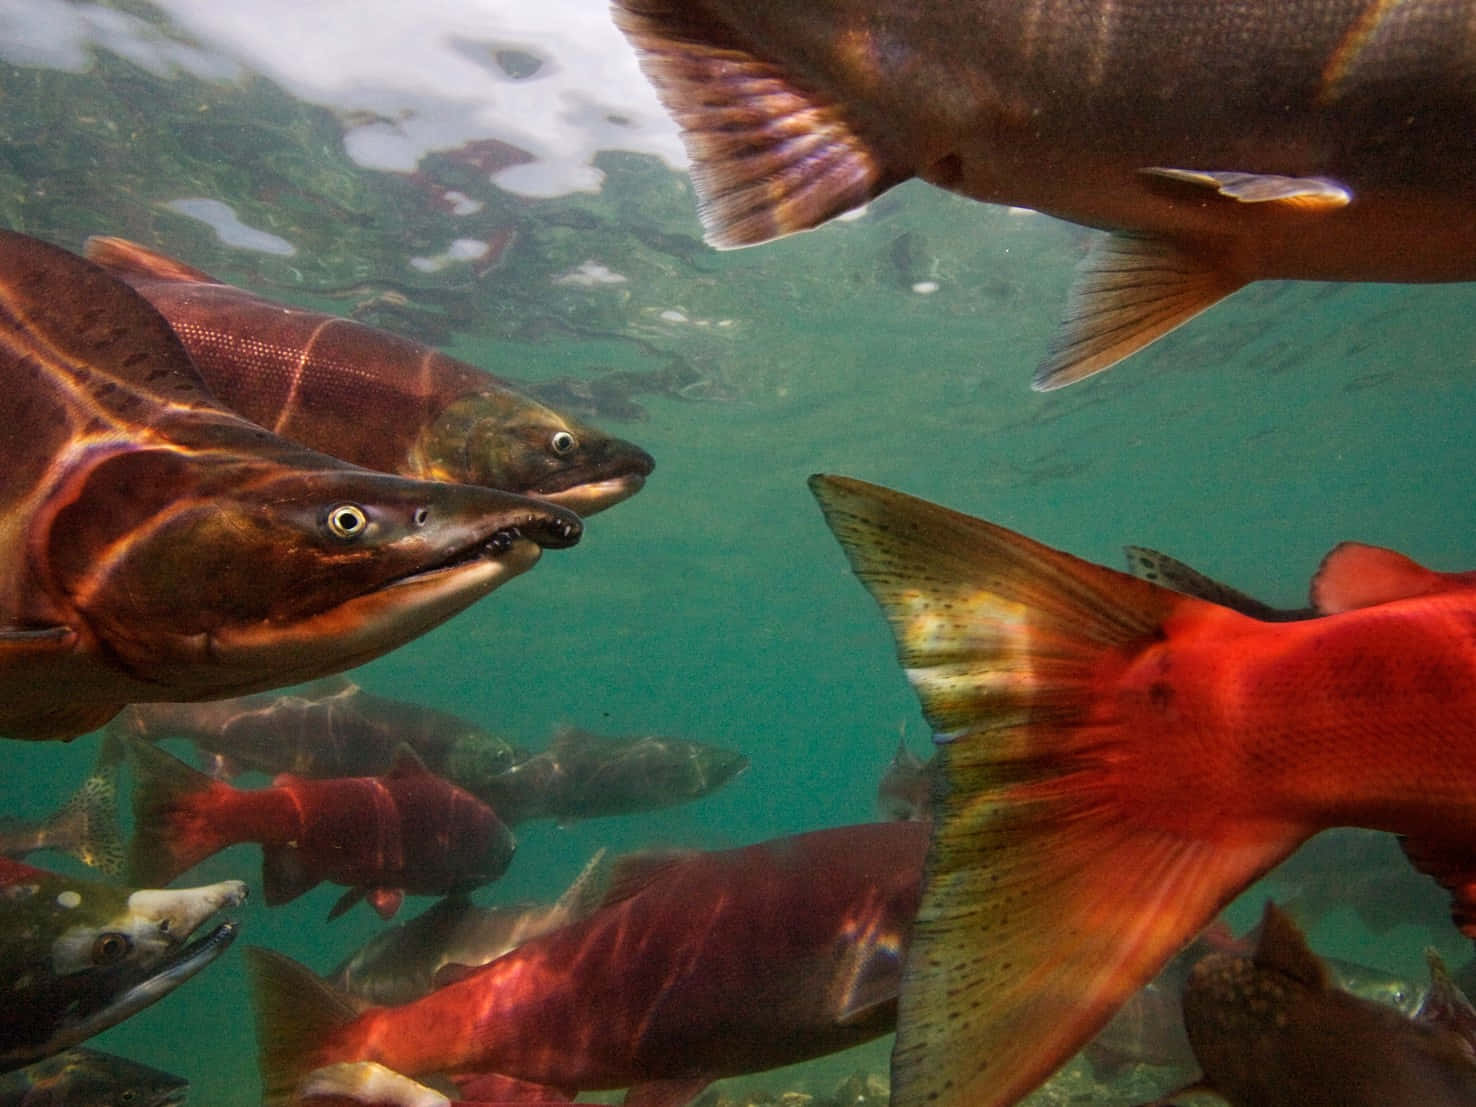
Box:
[809, 475, 1299, 1107]
[249, 946, 363, 1107]
[126, 736, 234, 885]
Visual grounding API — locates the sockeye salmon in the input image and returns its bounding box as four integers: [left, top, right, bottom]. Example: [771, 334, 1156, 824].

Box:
[251, 821, 927, 1107]
[612, 0, 1476, 388]
[0, 1047, 187, 1107]
[126, 739, 515, 921]
[0, 230, 581, 741]
[809, 474, 1476, 1107]
[84, 237, 654, 514]
[0, 858, 245, 1071]
[1175, 902, 1476, 1107]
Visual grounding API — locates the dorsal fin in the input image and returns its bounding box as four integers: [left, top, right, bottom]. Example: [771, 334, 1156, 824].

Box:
[85, 235, 223, 284]
[554, 848, 610, 919]
[1251, 902, 1328, 990]
[0, 229, 219, 408]
[600, 849, 698, 908]
[1311, 542, 1452, 614]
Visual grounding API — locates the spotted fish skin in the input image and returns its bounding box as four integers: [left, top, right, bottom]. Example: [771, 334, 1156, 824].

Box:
[0, 230, 581, 741]
[1182, 903, 1476, 1107]
[614, 0, 1476, 386]
[84, 236, 654, 516]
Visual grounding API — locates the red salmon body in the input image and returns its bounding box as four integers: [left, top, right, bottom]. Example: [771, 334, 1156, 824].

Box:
[809, 475, 1476, 1107]
[128, 740, 514, 920]
[254, 822, 927, 1105]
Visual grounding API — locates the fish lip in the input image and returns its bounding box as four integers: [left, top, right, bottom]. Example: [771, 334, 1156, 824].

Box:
[379, 509, 582, 592]
[537, 472, 647, 516]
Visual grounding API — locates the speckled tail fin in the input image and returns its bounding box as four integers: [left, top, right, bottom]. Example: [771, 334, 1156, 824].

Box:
[810, 475, 1299, 1107]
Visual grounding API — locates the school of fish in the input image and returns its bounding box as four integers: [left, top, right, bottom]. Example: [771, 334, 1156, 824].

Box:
[3, 1, 1475, 1105]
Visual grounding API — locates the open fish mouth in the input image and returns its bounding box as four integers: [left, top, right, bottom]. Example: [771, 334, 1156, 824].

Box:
[380, 511, 582, 593]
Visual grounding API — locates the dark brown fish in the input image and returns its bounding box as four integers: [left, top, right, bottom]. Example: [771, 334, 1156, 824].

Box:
[85, 237, 654, 515]
[0, 1047, 187, 1107]
[107, 677, 518, 782]
[0, 230, 581, 741]
[1176, 902, 1476, 1107]
[612, 0, 1476, 388]
[469, 724, 750, 825]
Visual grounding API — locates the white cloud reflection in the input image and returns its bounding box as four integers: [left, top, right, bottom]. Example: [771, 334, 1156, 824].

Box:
[0, 0, 686, 197]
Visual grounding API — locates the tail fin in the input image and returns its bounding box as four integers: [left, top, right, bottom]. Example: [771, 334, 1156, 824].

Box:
[50, 732, 127, 875]
[126, 736, 234, 885]
[809, 476, 1298, 1107]
[249, 947, 363, 1107]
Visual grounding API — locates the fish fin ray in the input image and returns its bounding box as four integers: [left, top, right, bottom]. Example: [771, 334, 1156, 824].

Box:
[1141, 167, 1352, 210]
[1311, 541, 1456, 614]
[126, 736, 233, 884]
[1034, 233, 1246, 390]
[809, 475, 1301, 1107]
[610, 0, 894, 247]
[84, 235, 223, 284]
[600, 849, 701, 908]
[247, 946, 362, 1107]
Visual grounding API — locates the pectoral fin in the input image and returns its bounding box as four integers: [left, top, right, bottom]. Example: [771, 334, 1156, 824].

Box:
[623, 1077, 711, 1107]
[610, 0, 897, 248]
[1141, 167, 1352, 210]
[1033, 233, 1246, 390]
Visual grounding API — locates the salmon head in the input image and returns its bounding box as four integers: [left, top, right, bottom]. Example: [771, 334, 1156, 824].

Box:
[410, 388, 654, 515]
[0, 229, 582, 740]
[0, 858, 245, 1069]
[83, 236, 654, 516]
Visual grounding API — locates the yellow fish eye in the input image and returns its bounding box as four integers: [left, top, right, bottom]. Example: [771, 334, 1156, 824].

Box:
[550, 430, 578, 456]
[326, 503, 369, 540]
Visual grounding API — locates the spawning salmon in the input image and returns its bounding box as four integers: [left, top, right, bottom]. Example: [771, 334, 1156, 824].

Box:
[810, 473, 1476, 1107]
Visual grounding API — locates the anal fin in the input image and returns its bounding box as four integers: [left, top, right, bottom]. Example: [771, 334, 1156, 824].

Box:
[1034, 233, 1246, 390]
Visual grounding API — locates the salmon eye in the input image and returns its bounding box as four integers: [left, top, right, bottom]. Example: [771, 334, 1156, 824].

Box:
[550, 430, 577, 456]
[92, 931, 131, 965]
[413, 507, 430, 528]
[326, 503, 369, 540]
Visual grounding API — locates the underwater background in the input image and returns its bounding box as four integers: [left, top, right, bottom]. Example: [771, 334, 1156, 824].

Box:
[1, 1, 1474, 1103]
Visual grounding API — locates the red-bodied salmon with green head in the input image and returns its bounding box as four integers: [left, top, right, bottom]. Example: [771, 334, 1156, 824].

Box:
[250, 821, 926, 1107]
[613, 0, 1476, 389]
[809, 474, 1476, 1107]
[0, 230, 582, 742]
[84, 237, 653, 516]
[126, 739, 514, 922]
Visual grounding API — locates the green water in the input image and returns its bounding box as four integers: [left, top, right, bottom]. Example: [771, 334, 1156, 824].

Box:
[1, 6, 1474, 1105]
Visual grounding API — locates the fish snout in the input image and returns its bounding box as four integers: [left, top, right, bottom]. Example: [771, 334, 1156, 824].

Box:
[126, 879, 249, 940]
